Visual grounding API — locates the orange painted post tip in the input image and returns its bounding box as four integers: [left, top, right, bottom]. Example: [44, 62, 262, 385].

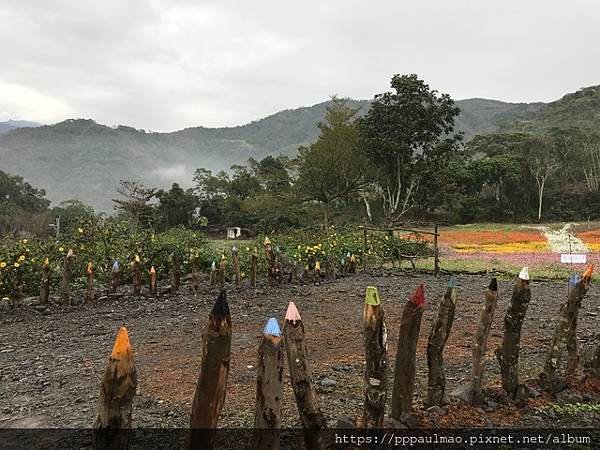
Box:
[86, 261, 93, 273]
[285, 302, 301, 322]
[43, 257, 49, 267]
[583, 264, 594, 280]
[111, 326, 131, 359]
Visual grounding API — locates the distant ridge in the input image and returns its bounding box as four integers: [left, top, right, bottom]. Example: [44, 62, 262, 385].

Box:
[0, 119, 41, 134]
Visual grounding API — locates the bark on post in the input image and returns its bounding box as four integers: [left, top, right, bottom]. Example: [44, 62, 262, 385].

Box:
[110, 260, 120, 294]
[433, 224, 440, 276]
[495, 267, 531, 401]
[39, 257, 50, 305]
[314, 261, 321, 283]
[362, 223, 369, 269]
[132, 255, 141, 296]
[217, 256, 227, 288]
[590, 344, 600, 377]
[93, 326, 137, 450]
[348, 254, 357, 274]
[171, 253, 181, 293]
[85, 262, 95, 303]
[427, 278, 457, 407]
[191, 256, 200, 292]
[232, 246, 241, 287]
[190, 291, 232, 448]
[209, 261, 217, 287]
[254, 318, 284, 450]
[283, 302, 326, 450]
[13, 264, 24, 308]
[264, 237, 277, 286]
[392, 284, 426, 421]
[469, 278, 499, 404]
[60, 249, 75, 307]
[149, 266, 157, 296]
[363, 287, 387, 429]
[250, 248, 258, 288]
[541, 265, 593, 389]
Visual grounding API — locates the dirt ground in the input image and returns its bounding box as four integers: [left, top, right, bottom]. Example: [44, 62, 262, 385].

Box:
[1, 271, 600, 429]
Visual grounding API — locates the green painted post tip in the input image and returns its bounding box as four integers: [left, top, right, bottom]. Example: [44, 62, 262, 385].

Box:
[365, 286, 381, 305]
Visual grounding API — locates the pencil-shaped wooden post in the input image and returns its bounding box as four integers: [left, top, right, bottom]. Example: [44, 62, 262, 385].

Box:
[60, 249, 75, 307]
[392, 284, 426, 420]
[264, 237, 276, 286]
[191, 256, 200, 292]
[39, 257, 50, 305]
[426, 278, 457, 407]
[250, 248, 258, 288]
[363, 286, 387, 429]
[218, 255, 226, 288]
[190, 291, 232, 430]
[209, 261, 217, 287]
[314, 261, 321, 283]
[171, 253, 181, 293]
[254, 318, 284, 450]
[469, 278, 499, 404]
[283, 302, 326, 449]
[149, 266, 157, 296]
[85, 261, 95, 303]
[110, 260, 120, 294]
[132, 255, 141, 296]
[541, 265, 593, 388]
[93, 326, 137, 450]
[495, 267, 531, 401]
[348, 254, 357, 274]
[433, 224, 440, 276]
[590, 343, 600, 377]
[232, 246, 241, 286]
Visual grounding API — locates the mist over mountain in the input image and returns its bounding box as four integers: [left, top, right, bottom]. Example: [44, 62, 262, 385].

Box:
[0, 87, 597, 212]
[0, 119, 41, 134]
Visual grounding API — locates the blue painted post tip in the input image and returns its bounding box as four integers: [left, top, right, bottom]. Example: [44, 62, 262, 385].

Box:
[263, 317, 281, 336]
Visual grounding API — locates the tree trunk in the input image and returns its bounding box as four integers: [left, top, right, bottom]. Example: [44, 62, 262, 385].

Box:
[93, 327, 137, 450]
[426, 280, 457, 407]
[495, 273, 531, 401]
[283, 303, 326, 449]
[537, 179, 545, 221]
[363, 196, 372, 222]
[190, 293, 231, 449]
[469, 278, 498, 404]
[254, 320, 284, 450]
[363, 287, 387, 428]
[391, 285, 426, 420]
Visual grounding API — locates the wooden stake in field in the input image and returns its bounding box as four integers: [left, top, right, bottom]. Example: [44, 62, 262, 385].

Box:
[110, 260, 120, 294]
[348, 254, 357, 274]
[93, 326, 137, 450]
[217, 255, 227, 288]
[314, 261, 321, 282]
[191, 256, 200, 292]
[171, 253, 181, 293]
[427, 278, 457, 407]
[190, 291, 232, 430]
[254, 318, 284, 450]
[132, 255, 141, 296]
[495, 266, 531, 401]
[283, 302, 326, 449]
[209, 261, 217, 287]
[363, 286, 387, 429]
[85, 261, 95, 303]
[60, 249, 75, 307]
[149, 266, 157, 296]
[250, 247, 258, 288]
[541, 265, 594, 389]
[39, 257, 50, 305]
[264, 237, 276, 286]
[392, 284, 426, 421]
[469, 278, 499, 404]
[232, 246, 241, 286]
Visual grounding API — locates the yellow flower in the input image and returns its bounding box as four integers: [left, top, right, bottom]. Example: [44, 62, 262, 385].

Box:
[59, 246, 64, 252]
[18, 255, 25, 262]
[78, 228, 84, 233]
[0, 261, 6, 268]
[14, 262, 20, 268]
[22, 239, 28, 244]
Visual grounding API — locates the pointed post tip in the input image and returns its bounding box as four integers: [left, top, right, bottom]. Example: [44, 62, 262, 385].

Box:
[285, 301, 301, 322]
[409, 284, 426, 308]
[583, 264, 594, 280]
[263, 317, 281, 336]
[111, 326, 131, 359]
[365, 286, 381, 306]
[211, 290, 230, 316]
[447, 276, 457, 289]
[518, 266, 529, 281]
[489, 277, 498, 292]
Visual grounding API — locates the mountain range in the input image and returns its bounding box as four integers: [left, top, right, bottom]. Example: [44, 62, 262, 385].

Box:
[0, 86, 597, 211]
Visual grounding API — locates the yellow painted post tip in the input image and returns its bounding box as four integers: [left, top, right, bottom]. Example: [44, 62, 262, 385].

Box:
[365, 286, 380, 305]
[263, 237, 271, 246]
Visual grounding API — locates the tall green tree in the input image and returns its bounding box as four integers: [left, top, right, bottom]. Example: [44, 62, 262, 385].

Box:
[156, 183, 199, 230]
[295, 97, 371, 227]
[359, 74, 462, 223]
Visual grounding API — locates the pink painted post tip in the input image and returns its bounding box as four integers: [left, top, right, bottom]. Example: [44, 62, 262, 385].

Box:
[285, 302, 301, 322]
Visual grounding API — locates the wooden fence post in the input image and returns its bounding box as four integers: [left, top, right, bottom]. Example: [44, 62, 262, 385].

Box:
[363, 287, 387, 429]
[541, 265, 593, 389]
[40, 257, 50, 305]
[209, 261, 216, 287]
[255, 318, 284, 450]
[392, 284, 426, 421]
[93, 326, 137, 450]
[264, 237, 276, 286]
[132, 255, 141, 296]
[433, 224, 440, 276]
[218, 255, 227, 288]
[149, 266, 157, 296]
[110, 260, 120, 294]
[283, 302, 326, 449]
[60, 249, 74, 307]
[232, 246, 241, 287]
[85, 262, 95, 303]
[469, 278, 498, 404]
[250, 248, 258, 288]
[171, 253, 181, 293]
[191, 256, 200, 292]
[190, 291, 232, 438]
[426, 278, 457, 407]
[495, 267, 531, 401]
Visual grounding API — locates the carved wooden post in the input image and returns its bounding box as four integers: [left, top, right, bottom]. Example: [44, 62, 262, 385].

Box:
[264, 237, 276, 286]
[191, 256, 200, 292]
[433, 224, 440, 276]
[218, 256, 226, 288]
[392, 284, 426, 421]
[40, 257, 50, 305]
[469, 278, 498, 404]
[250, 248, 258, 288]
[495, 267, 531, 401]
[132, 255, 141, 296]
[85, 262, 95, 303]
[110, 260, 120, 294]
[283, 302, 326, 449]
[171, 253, 181, 293]
[149, 266, 157, 296]
[232, 246, 241, 287]
[60, 249, 75, 307]
[363, 287, 387, 429]
[209, 261, 217, 287]
[93, 327, 137, 450]
[254, 318, 284, 450]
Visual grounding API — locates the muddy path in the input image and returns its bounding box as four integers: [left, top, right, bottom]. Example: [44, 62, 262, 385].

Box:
[1, 271, 600, 429]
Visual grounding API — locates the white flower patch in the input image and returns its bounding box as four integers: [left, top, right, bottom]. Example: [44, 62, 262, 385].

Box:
[539, 223, 588, 253]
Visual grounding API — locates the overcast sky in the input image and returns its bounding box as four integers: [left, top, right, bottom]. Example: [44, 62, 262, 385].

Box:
[1, 0, 598, 131]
